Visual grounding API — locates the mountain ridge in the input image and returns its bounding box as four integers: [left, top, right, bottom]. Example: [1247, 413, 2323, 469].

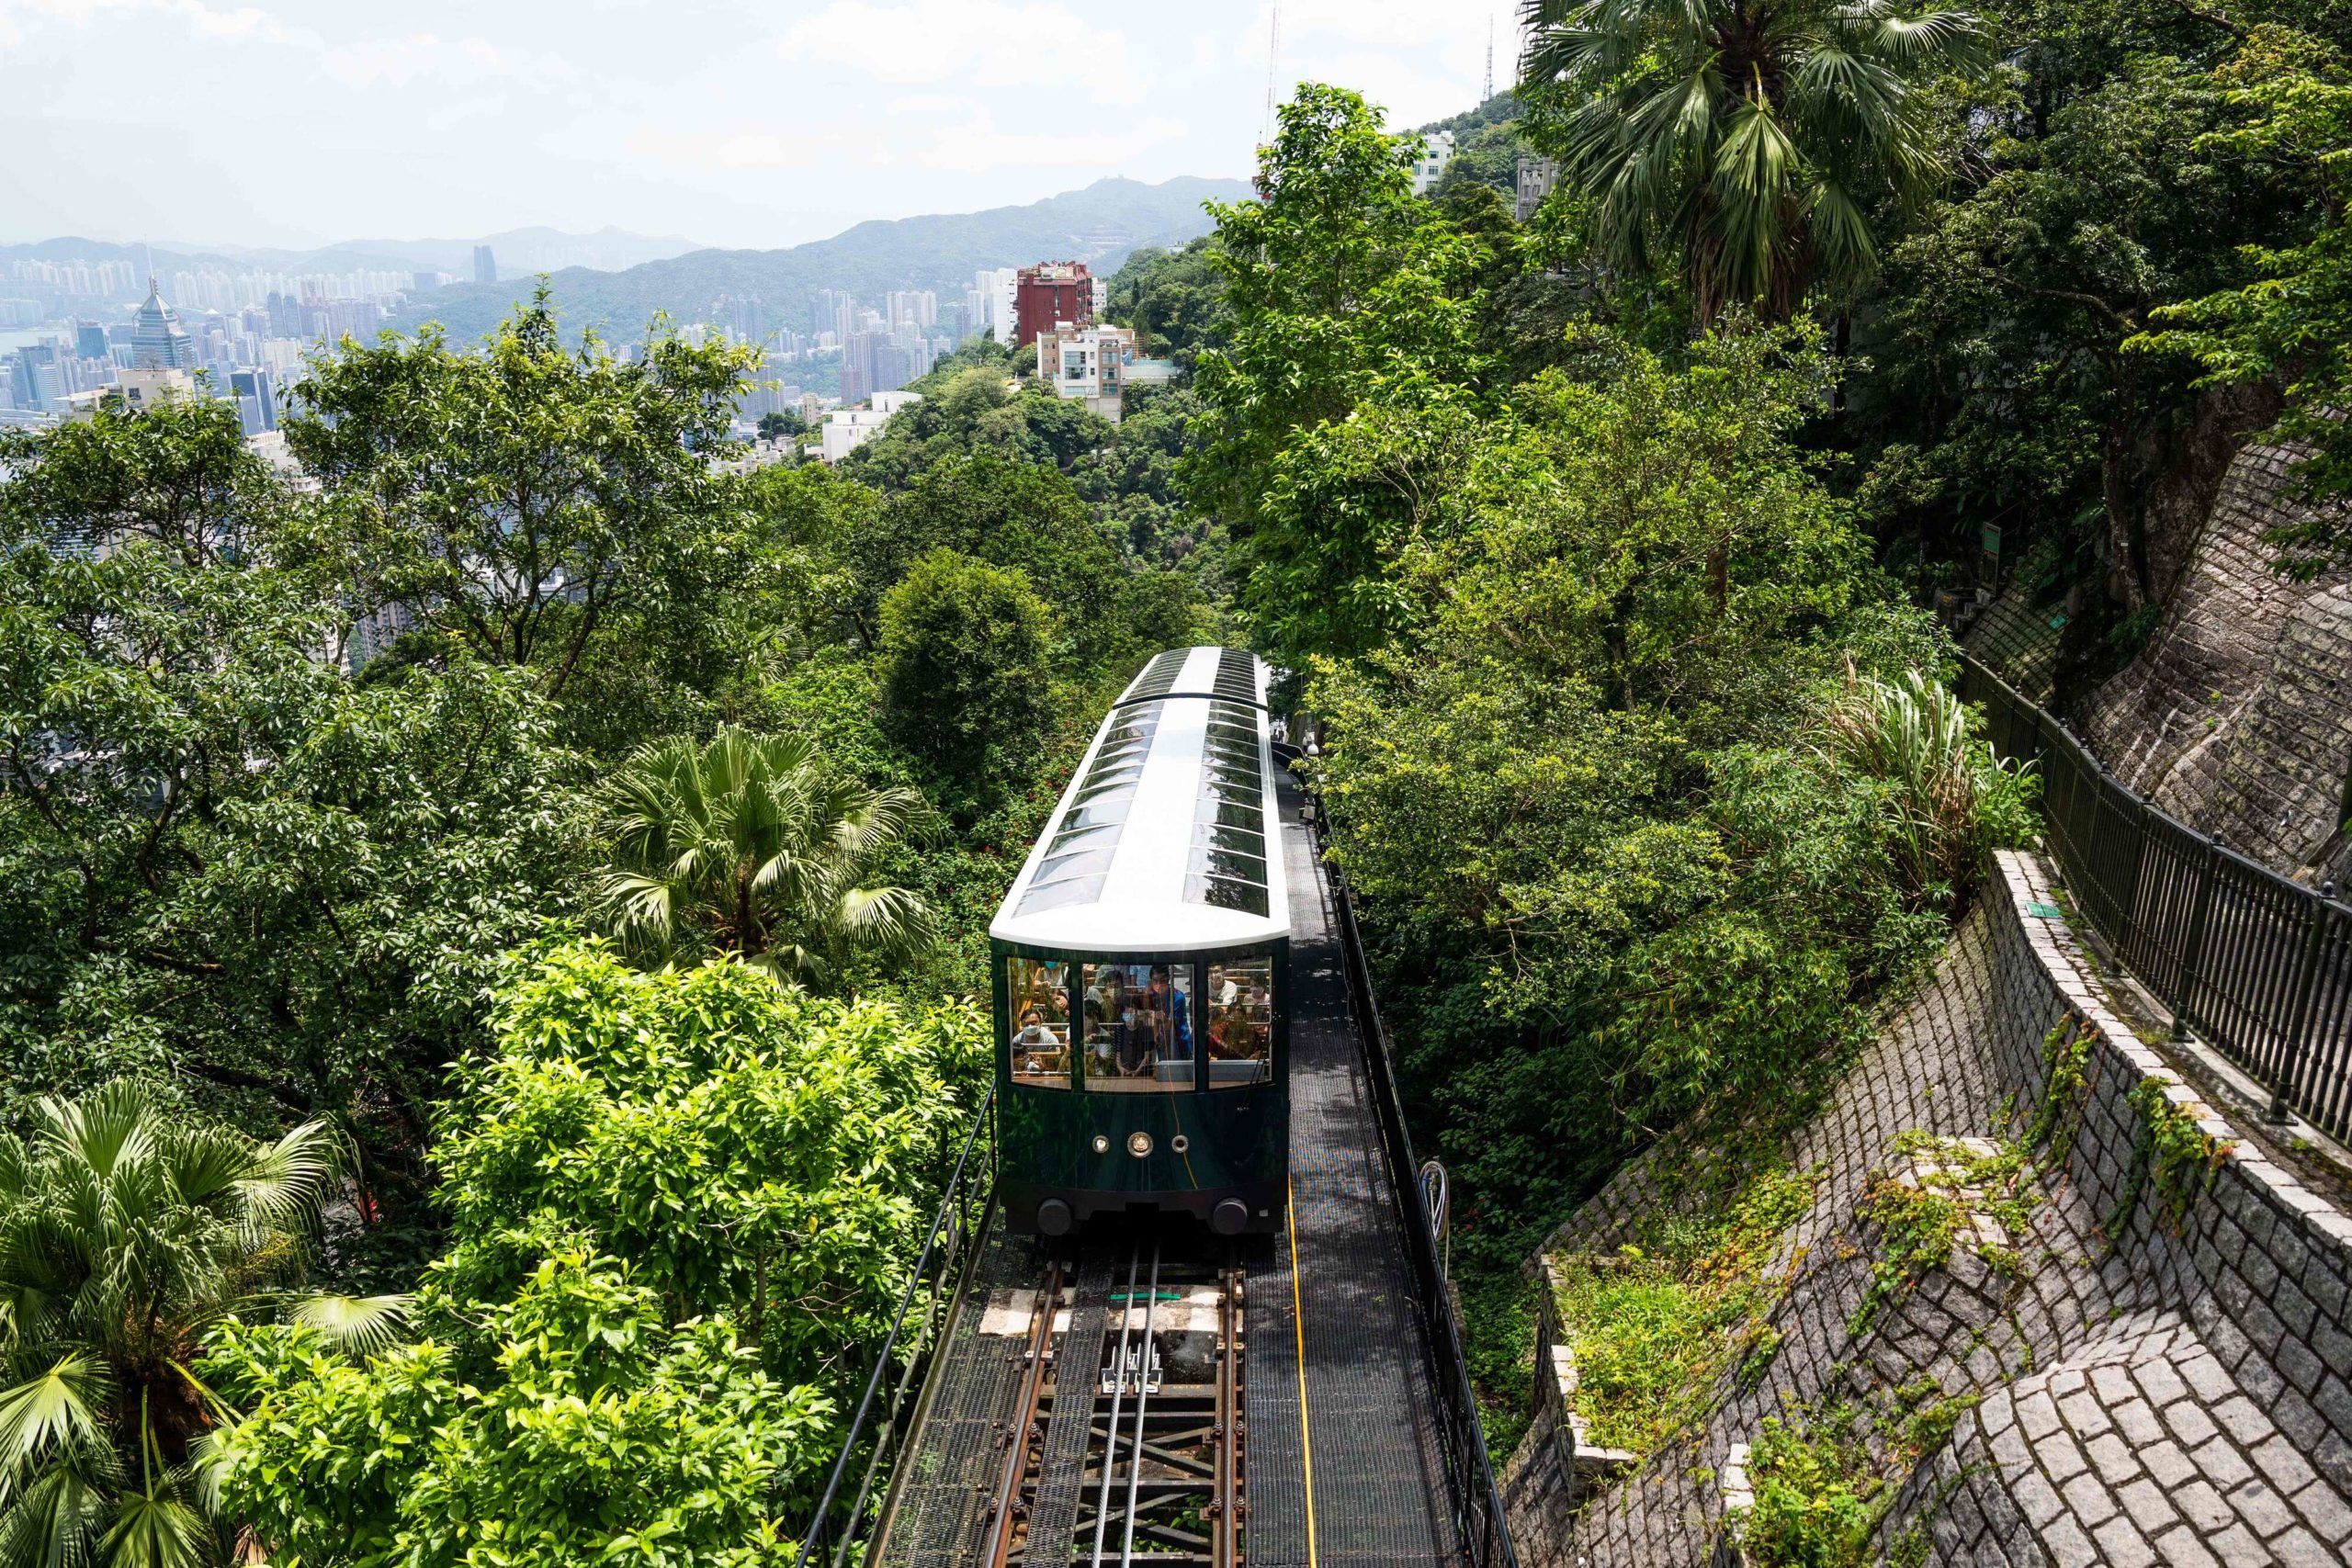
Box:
[390, 175, 1250, 344]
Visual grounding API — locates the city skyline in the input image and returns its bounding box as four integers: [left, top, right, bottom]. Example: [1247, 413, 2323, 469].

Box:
[0, 0, 1521, 251]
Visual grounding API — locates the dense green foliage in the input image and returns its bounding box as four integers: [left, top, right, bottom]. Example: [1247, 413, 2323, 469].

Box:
[8, 0, 2346, 1535]
[878, 550, 1057, 796]
[1520, 0, 1990, 316]
[0, 1084, 376, 1568]
[203, 946, 982, 1567]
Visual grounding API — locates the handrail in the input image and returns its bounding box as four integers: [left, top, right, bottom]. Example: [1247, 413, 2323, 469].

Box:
[1314, 811, 1521, 1568]
[792, 1083, 997, 1567]
[1957, 652, 2352, 1142]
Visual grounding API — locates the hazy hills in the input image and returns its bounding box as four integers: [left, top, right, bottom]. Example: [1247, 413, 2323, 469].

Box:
[0, 226, 702, 284]
[392, 175, 1250, 345]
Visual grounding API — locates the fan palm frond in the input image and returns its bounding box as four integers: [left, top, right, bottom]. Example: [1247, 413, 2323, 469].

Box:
[1520, 0, 1989, 313]
[594, 728, 935, 979]
[0, 1359, 112, 1479]
[288, 1292, 414, 1358]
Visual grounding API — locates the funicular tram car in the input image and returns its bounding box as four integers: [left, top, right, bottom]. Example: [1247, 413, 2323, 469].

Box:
[989, 647, 1288, 1237]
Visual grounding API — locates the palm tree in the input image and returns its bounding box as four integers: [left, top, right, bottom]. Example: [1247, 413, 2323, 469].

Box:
[594, 728, 936, 981]
[0, 1083, 406, 1568]
[1519, 0, 1987, 317]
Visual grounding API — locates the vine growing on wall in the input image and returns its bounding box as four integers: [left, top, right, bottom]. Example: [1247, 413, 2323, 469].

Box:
[1849, 1133, 2036, 1338]
[2107, 1077, 2234, 1241]
[2025, 1016, 2097, 1171]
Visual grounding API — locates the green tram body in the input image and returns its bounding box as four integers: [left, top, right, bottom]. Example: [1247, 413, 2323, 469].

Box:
[989, 649, 1292, 1237]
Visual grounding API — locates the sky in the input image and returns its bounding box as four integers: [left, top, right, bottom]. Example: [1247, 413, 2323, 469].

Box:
[0, 0, 1523, 252]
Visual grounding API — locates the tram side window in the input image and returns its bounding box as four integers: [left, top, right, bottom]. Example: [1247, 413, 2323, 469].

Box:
[1205, 953, 1273, 1088]
[1080, 961, 1194, 1092]
[1007, 956, 1071, 1089]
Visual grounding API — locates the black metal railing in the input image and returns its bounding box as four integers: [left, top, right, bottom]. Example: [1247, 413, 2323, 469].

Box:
[792, 1084, 997, 1568]
[1316, 815, 1521, 1568]
[1959, 653, 2352, 1142]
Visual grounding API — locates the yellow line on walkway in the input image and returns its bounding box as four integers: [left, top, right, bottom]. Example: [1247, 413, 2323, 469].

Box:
[1287, 1174, 1318, 1567]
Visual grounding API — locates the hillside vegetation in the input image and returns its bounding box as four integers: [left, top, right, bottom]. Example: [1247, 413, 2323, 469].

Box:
[6, 0, 2352, 1552]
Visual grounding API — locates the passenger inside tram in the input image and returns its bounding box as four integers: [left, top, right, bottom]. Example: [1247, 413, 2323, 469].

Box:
[1012, 1007, 1065, 1076]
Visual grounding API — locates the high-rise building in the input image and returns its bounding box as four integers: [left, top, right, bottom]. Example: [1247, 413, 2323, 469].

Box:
[1012, 262, 1093, 350]
[230, 368, 278, 435]
[75, 322, 109, 361]
[473, 245, 497, 284]
[130, 279, 199, 370]
[412, 270, 441, 293]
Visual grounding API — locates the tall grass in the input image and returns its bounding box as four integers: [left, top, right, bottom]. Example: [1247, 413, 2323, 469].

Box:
[1822, 669, 2038, 904]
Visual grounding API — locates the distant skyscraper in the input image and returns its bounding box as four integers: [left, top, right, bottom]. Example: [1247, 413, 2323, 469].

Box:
[130, 279, 198, 370]
[473, 245, 497, 284]
[74, 322, 109, 361]
[231, 368, 278, 435]
[412, 271, 440, 293]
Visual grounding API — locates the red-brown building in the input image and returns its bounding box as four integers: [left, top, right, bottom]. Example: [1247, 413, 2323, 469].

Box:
[1012, 261, 1092, 349]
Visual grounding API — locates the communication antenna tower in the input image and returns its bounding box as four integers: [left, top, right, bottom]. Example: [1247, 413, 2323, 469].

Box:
[1262, 0, 1283, 148]
[1485, 14, 1495, 103]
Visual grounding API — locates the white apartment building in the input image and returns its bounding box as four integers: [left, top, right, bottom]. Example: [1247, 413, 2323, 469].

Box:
[1038, 323, 1175, 423]
[820, 389, 922, 462]
[1410, 130, 1456, 196]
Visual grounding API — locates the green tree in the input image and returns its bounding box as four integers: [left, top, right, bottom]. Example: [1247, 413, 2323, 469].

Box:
[0, 395, 282, 570]
[0, 1083, 389, 1568]
[1860, 52, 2296, 608]
[284, 288, 756, 698]
[877, 549, 1057, 796]
[1103, 237, 1231, 361]
[594, 728, 933, 982]
[1189, 84, 1503, 667]
[0, 533, 584, 1206]
[204, 945, 984, 1568]
[1516, 0, 1989, 317]
[2134, 26, 2352, 575]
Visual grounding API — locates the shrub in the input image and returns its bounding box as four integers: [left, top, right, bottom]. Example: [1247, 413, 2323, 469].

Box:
[1822, 669, 2039, 904]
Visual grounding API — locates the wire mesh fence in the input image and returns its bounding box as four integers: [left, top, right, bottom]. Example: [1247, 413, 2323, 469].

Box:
[1959, 654, 2352, 1143]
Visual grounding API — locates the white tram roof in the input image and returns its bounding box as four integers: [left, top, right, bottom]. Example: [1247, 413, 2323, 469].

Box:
[989, 647, 1289, 955]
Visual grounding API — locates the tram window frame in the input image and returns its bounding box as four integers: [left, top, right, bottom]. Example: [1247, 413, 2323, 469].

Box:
[1004, 955, 1073, 1089]
[1204, 951, 1274, 1089]
[1077, 960, 1196, 1093]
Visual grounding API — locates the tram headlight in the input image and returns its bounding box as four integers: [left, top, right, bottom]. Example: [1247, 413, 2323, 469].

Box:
[1091, 1134, 1110, 1155]
[1126, 1131, 1153, 1158]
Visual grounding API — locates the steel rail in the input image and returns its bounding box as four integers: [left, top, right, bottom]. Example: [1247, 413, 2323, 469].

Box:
[1090, 1243, 1143, 1568]
[1215, 1264, 1241, 1567]
[981, 1257, 1066, 1568]
[1117, 1241, 1165, 1568]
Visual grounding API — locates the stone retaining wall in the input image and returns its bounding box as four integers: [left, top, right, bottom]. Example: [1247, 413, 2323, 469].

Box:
[1503, 850, 2352, 1567]
[2081, 442, 2352, 884]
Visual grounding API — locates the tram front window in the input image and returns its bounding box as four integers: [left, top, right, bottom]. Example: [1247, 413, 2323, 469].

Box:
[1006, 956, 1071, 1089]
[1080, 961, 1193, 1092]
[1205, 953, 1273, 1087]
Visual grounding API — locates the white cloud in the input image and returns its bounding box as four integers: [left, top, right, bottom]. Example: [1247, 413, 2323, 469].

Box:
[776, 0, 1140, 104]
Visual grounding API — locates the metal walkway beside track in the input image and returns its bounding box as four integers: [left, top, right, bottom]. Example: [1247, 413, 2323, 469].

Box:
[867, 774, 1466, 1566]
[1240, 771, 1453, 1566]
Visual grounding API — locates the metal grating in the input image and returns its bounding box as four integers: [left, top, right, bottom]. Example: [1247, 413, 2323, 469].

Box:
[1242, 771, 1453, 1566]
[876, 1218, 1038, 1567]
[1019, 1248, 1115, 1562]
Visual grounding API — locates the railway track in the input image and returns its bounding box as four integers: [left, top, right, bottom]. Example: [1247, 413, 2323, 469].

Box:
[975, 1238, 1248, 1567]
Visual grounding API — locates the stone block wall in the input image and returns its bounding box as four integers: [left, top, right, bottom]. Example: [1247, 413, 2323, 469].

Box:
[1502, 850, 2352, 1567]
[2081, 443, 2352, 883]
